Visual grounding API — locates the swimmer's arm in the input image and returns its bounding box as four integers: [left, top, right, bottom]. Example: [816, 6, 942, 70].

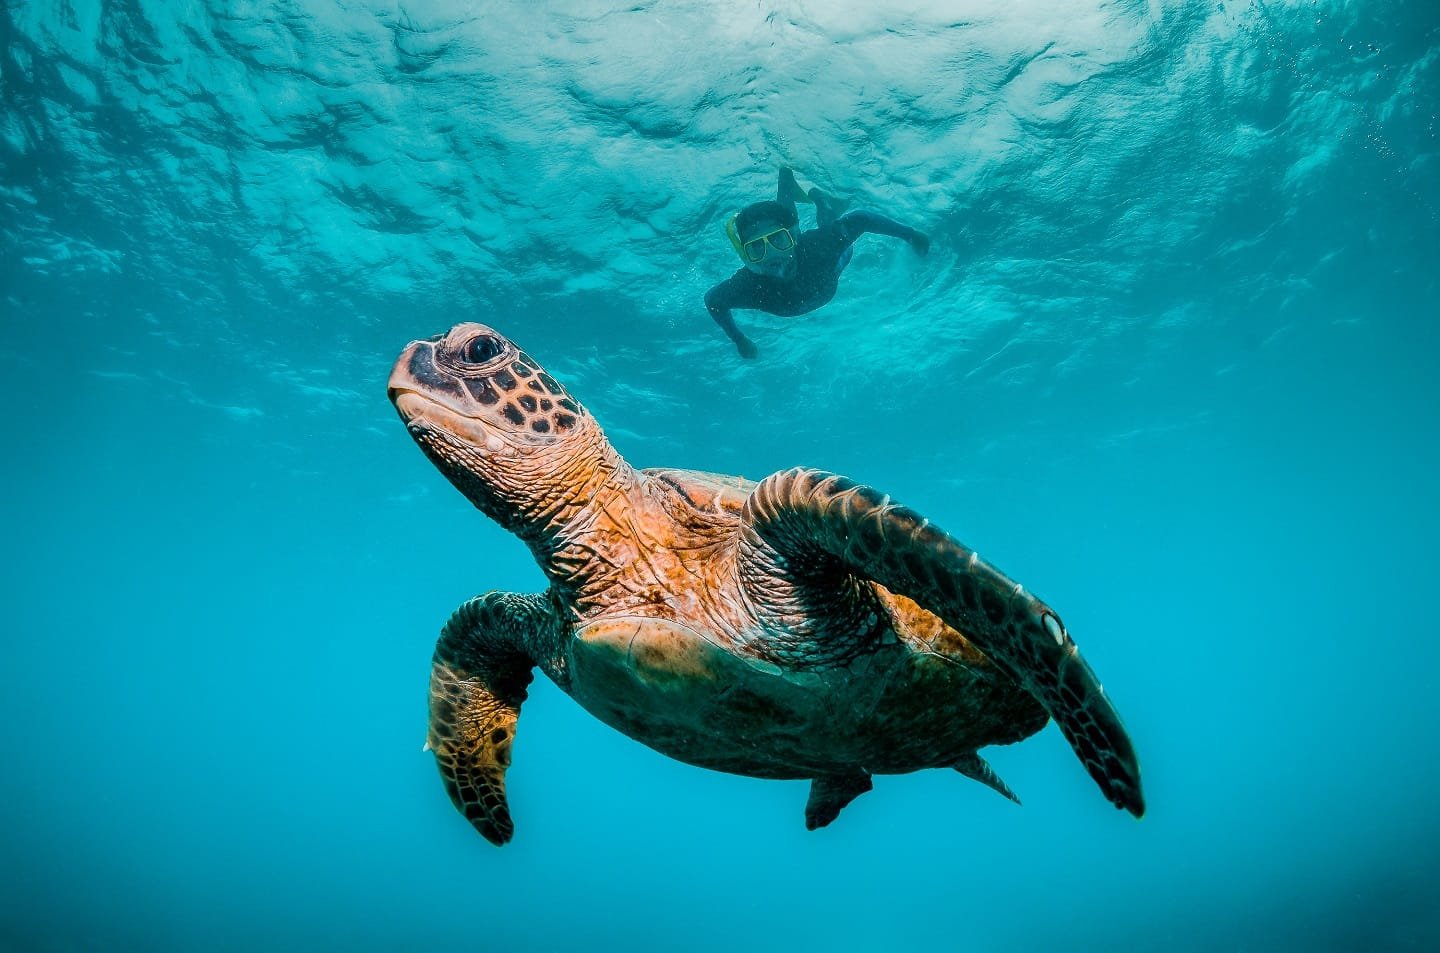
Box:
[838, 210, 931, 255]
[705, 284, 759, 359]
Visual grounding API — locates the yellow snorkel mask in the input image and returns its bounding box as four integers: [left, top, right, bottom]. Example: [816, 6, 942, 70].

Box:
[725, 214, 796, 264]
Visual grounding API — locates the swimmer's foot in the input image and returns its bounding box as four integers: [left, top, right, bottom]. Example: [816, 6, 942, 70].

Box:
[778, 167, 814, 205]
[810, 188, 852, 224]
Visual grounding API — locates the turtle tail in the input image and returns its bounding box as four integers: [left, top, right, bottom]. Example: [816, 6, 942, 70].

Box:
[742, 467, 1145, 818]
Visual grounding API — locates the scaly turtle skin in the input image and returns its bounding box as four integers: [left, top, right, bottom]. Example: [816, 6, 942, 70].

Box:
[388, 323, 1144, 845]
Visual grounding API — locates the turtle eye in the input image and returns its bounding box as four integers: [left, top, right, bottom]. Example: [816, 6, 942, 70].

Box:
[462, 335, 505, 365]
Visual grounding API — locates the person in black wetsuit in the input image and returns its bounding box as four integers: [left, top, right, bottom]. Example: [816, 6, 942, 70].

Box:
[704, 167, 931, 358]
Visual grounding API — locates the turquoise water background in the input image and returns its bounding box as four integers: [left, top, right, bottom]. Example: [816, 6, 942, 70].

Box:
[3, 1, 1438, 950]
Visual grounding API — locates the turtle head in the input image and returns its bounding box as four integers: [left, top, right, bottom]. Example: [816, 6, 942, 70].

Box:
[388, 323, 611, 539]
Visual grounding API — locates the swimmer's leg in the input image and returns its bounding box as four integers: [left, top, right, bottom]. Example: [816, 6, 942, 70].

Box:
[778, 167, 813, 206]
[812, 188, 852, 229]
[780, 167, 851, 228]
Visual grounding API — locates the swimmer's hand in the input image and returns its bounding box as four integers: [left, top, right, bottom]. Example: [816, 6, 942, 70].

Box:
[909, 232, 931, 256]
[736, 336, 758, 360]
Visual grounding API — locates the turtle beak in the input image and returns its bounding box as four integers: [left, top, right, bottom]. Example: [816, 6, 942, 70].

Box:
[388, 339, 466, 414]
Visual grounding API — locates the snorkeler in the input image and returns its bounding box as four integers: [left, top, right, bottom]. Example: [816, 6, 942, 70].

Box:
[704, 167, 931, 359]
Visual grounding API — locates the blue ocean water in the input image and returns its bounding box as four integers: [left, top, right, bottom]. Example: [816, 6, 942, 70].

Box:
[3, 0, 1438, 950]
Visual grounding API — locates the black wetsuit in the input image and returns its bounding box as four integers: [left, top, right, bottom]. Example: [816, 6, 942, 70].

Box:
[704, 209, 925, 354]
[706, 220, 858, 318]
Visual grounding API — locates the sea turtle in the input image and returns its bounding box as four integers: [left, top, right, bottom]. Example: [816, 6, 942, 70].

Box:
[387, 323, 1144, 845]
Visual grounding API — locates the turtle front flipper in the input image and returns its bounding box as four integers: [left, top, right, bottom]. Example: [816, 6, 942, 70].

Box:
[429, 592, 553, 845]
[742, 467, 1145, 818]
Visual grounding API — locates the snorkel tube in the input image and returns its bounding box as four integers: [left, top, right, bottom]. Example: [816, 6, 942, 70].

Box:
[724, 213, 748, 263]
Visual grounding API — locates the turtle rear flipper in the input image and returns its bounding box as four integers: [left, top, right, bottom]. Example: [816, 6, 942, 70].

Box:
[742, 467, 1145, 818]
[429, 592, 552, 845]
[953, 753, 1021, 805]
[805, 773, 873, 830]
